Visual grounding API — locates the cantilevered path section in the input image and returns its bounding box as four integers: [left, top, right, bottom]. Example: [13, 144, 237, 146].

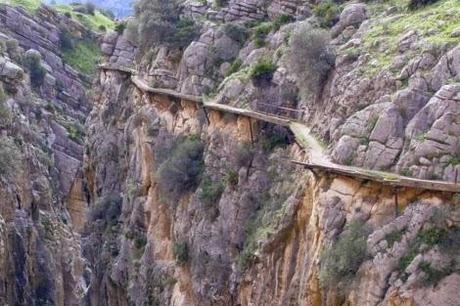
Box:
[99, 64, 460, 193]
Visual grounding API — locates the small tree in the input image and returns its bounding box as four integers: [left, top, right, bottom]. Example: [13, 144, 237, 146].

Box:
[134, 0, 178, 49]
[59, 30, 75, 51]
[133, 0, 200, 50]
[156, 136, 204, 202]
[319, 219, 370, 291]
[23, 51, 46, 89]
[289, 23, 335, 100]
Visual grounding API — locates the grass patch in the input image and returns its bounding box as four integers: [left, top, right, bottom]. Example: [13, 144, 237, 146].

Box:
[62, 40, 101, 75]
[0, 0, 41, 12]
[54, 4, 115, 32]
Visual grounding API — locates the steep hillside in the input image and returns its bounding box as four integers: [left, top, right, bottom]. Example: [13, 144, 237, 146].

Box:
[0, 3, 96, 304]
[0, 0, 459, 305]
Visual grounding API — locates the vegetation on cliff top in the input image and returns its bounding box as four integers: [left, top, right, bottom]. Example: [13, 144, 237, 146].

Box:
[54, 3, 116, 32]
[360, 0, 460, 76]
[0, 0, 42, 12]
[61, 39, 101, 75]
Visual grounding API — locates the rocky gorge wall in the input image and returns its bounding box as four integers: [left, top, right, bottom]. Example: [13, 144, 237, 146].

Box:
[82, 66, 459, 306]
[0, 0, 459, 305]
[0, 4, 93, 305]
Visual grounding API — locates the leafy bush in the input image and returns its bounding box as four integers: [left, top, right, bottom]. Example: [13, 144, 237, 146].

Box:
[89, 193, 123, 225]
[23, 51, 46, 89]
[199, 176, 225, 205]
[314, 1, 342, 28]
[408, 0, 440, 10]
[133, 0, 199, 50]
[225, 58, 243, 77]
[419, 261, 452, 285]
[319, 219, 370, 290]
[156, 135, 204, 202]
[273, 14, 295, 31]
[289, 23, 335, 99]
[252, 22, 273, 47]
[418, 227, 448, 246]
[226, 170, 239, 186]
[173, 242, 189, 264]
[221, 23, 248, 45]
[250, 58, 277, 85]
[115, 22, 127, 35]
[59, 30, 75, 51]
[0, 137, 21, 178]
[166, 18, 200, 49]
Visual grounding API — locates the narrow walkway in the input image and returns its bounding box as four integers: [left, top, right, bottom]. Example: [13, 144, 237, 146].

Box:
[100, 64, 460, 193]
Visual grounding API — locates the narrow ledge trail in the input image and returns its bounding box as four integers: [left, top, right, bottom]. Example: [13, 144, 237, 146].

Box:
[99, 64, 460, 194]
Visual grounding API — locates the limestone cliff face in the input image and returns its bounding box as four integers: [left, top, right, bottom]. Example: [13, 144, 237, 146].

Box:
[1, 0, 459, 305]
[83, 66, 459, 305]
[0, 4, 91, 305]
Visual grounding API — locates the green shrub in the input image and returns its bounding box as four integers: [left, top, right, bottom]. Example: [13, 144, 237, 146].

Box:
[319, 219, 370, 290]
[418, 261, 452, 285]
[226, 170, 239, 186]
[199, 176, 225, 205]
[115, 22, 127, 34]
[59, 30, 75, 51]
[173, 242, 189, 264]
[252, 22, 273, 47]
[0, 137, 21, 178]
[89, 193, 122, 225]
[226, 58, 243, 77]
[133, 0, 199, 50]
[418, 227, 448, 246]
[23, 51, 46, 89]
[289, 23, 335, 99]
[250, 58, 277, 85]
[313, 1, 342, 28]
[408, 0, 440, 10]
[156, 135, 204, 202]
[65, 121, 85, 143]
[221, 23, 248, 45]
[273, 14, 295, 31]
[166, 18, 200, 49]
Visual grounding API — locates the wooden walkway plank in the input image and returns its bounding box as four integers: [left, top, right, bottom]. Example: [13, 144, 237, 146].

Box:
[293, 160, 460, 193]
